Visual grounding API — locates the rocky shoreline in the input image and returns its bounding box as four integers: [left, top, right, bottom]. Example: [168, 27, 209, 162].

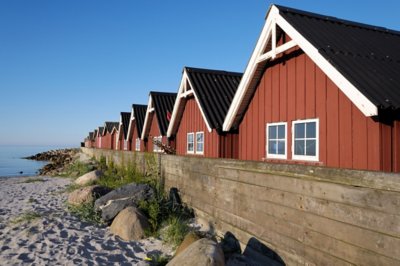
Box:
[24, 148, 79, 176]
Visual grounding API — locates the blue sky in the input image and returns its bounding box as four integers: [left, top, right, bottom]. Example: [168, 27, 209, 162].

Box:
[0, 0, 399, 146]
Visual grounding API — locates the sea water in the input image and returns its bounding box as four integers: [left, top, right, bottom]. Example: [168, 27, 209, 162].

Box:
[0, 145, 73, 177]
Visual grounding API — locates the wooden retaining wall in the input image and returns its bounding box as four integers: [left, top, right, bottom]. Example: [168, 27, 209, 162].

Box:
[82, 148, 400, 265]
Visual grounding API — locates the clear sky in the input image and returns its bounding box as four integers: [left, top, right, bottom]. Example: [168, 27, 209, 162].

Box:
[0, 0, 399, 146]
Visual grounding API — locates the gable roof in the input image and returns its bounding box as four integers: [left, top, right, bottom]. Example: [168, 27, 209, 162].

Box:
[120, 112, 131, 139]
[142, 91, 177, 139]
[167, 67, 242, 137]
[223, 4, 400, 130]
[94, 129, 98, 138]
[98, 127, 104, 136]
[104, 122, 119, 135]
[88, 132, 94, 140]
[132, 104, 147, 138]
[126, 104, 147, 141]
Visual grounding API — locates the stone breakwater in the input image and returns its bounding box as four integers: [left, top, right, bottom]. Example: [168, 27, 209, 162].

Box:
[24, 149, 79, 176]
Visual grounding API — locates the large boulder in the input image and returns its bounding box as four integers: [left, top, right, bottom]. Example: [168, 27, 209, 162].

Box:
[68, 185, 111, 205]
[174, 232, 201, 257]
[94, 183, 154, 222]
[75, 170, 102, 186]
[110, 206, 150, 241]
[167, 238, 225, 266]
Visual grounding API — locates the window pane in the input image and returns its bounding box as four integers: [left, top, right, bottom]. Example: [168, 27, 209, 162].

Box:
[188, 143, 194, 151]
[305, 140, 316, 156]
[197, 143, 203, 152]
[277, 125, 285, 139]
[306, 122, 316, 138]
[268, 140, 276, 154]
[196, 133, 203, 142]
[295, 123, 305, 138]
[277, 140, 285, 155]
[187, 134, 193, 142]
[294, 140, 304, 155]
[269, 125, 276, 139]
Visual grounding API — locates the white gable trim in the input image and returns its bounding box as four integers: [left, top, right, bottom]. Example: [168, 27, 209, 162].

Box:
[167, 69, 212, 138]
[141, 95, 154, 140]
[223, 5, 378, 131]
[275, 15, 377, 117]
[126, 107, 136, 142]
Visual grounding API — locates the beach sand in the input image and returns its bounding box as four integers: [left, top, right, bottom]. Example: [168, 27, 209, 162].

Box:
[0, 176, 172, 265]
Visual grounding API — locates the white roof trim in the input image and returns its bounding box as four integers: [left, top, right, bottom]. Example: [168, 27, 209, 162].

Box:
[141, 95, 154, 140]
[223, 5, 378, 131]
[167, 69, 213, 138]
[126, 107, 136, 141]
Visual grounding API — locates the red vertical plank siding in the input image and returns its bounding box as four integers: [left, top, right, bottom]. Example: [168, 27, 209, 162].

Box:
[271, 65, 280, 122]
[315, 67, 327, 165]
[352, 107, 368, 169]
[393, 121, 400, 172]
[326, 79, 339, 167]
[295, 54, 305, 119]
[380, 123, 392, 172]
[175, 97, 232, 158]
[279, 61, 287, 122]
[259, 75, 267, 159]
[367, 119, 381, 171]
[338, 93, 353, 169]
[148, 114, 161, 153]
[238, 46, 391, 171]
[130, 123, 136, 151]
[305, 58, 316, 118]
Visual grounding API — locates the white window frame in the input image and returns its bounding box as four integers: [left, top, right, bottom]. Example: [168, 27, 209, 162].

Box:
[153, 136, 162, 152]
[266, 122, 287, 159]
[135, 138, 140, 151]
[292, 118, 319, 161]
[195, 132, 204, 155]
[187, 133, 194, 154]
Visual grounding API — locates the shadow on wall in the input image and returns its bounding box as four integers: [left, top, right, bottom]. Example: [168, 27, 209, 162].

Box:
[221, 231, 285, 266]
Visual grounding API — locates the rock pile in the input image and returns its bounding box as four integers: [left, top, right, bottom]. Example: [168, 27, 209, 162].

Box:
[24, 148, 79, 176]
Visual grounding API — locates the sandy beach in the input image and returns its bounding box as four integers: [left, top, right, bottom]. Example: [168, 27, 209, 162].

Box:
[0, 176, 172, 265]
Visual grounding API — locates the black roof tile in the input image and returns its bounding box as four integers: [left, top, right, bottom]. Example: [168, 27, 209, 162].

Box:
[185, 67, 242, 130]
[88, 132, 94, 140]
[277, 5, 400, 110]
[150, 92, 177, 136]
[98, 127, 104, 136]
[104, 122, 119, 134]
[120, 112, 131, 139]
[132, 104, 147, 138]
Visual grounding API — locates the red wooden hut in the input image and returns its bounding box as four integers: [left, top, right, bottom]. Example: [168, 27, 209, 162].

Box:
[223, 5, 400, 172]
[116, 112, 131, 150]
[101, 122, 119, 150]
[126, 104, 147, 152]
[167, 67, 242, 158]
[141, 92, 177, 152]
[84, 132, 94, 148]
[95, 127, 103, 149]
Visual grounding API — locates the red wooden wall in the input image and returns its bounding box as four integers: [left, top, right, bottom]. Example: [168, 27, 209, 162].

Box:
[101, 133, 112, 149]
[146, 113, 167, 153]
[175, 97, 238, 158]
[238, 46, 396, 172]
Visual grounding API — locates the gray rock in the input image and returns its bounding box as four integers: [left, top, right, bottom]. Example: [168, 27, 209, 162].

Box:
[167, 238, 225, 266]
[75, 170, 103, 186]
[68, 185, 111, 205]
[110, 206, 150, 241]
[94, 182, 154, 222]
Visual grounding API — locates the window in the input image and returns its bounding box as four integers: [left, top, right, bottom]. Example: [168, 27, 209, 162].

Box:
[135, 138, 140, 151]
[196, 132, 204, 154]
[153, 136, 162, 152]
[292, 119, 319, 161]
[266, 122, 287, 159]
[187, 133, 194, 153]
